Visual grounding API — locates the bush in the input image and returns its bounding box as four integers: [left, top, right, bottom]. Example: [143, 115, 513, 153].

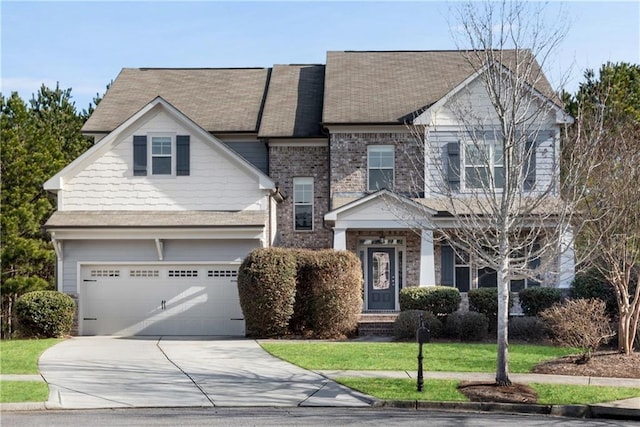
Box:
[509, 316, 548, 342]
[443, 312, 463, 339]
[518, 287, 563, 317]
[570, 269, 618, 318]
[237, 248, 298, 337]
[15, 291, 75, 338]
[399, 286, 461, 315]
[291, 250, 363, 339]
[468, 287, 513, 328]
[393, 310, 442, 341]
[458, 311, 489, 342]
[540, 298, 615, 362]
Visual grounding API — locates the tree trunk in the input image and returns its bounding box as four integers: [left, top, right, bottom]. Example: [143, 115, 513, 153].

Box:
[496, 251, 511, 386]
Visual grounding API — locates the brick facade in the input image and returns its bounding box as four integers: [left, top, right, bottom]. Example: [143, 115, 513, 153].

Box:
[329, 132, 423, 205]
[269, 144, 332, 248]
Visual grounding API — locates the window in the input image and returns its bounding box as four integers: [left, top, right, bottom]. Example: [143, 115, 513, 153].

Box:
[368, 145, 394, 191]
[464, 142, 503, 189]
[151, 136, 173, 175]
[441, 246, 470, 292]
[293, 177, 313, 231]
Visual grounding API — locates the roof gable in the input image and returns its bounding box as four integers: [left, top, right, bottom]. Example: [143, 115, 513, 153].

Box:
[45, 97, 275, 191]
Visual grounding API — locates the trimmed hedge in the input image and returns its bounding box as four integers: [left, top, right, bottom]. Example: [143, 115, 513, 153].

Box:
[444, 311, 489, 341]
[15, 291, 75, 338]
[518, 287, 563, 317]
[509, 316, 548, 342]
[292, 250, 363, 339]
[468, 287, 513, 327]
[393, 310, 442, 341]
[399, 286, 461, 315]
[237, 248, 298, 337]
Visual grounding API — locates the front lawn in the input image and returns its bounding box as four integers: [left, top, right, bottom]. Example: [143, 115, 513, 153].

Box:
[260, 342, 578, 373]
[0, 338, 62, 374]
[336, 378, 640, 405]
[0, 381, 49, 403]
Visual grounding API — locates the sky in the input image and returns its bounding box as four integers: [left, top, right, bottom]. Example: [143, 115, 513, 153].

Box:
[2, 1, 639, 112]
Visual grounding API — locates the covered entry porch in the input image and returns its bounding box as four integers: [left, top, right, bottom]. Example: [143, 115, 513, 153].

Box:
[324, 191, 437, 311]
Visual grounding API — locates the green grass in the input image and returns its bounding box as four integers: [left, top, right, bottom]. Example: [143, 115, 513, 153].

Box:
[0, 381, 49, 403]
[260, 342, 578, 373]
[336, 378, 640, 405]
[0, 338, 62, 374]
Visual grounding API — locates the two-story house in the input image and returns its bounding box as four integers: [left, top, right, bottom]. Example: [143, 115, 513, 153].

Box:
[44, 50, 574, 336]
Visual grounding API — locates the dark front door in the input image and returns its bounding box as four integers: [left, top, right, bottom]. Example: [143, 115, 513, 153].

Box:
[367, 247, 396, 310]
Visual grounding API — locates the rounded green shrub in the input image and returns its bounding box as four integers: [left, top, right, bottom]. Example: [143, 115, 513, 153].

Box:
[15, 290, 75, 338]
[509, 316, 548, 342]
[459, 311, 489, 342]
[518, 287, 563, 317]
[292, 250, 363, 339]
[468, 287, 513, 327]
[443, 311, 463, 339]
[393, 310, 442, 341]
[399, 286, 461, 315]
[237, 248, 298, 337]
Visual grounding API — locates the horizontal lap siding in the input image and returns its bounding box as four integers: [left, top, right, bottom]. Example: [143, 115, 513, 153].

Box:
[61, 111, 266, 211]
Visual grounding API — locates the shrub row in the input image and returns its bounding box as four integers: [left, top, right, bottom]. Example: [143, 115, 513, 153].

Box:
[237, 248, 362, 339]
[15, 290, 75, 338]
[398, 286, 461, 315]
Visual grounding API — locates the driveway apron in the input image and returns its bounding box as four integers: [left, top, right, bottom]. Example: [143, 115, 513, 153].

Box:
[39, 337, 372, 409]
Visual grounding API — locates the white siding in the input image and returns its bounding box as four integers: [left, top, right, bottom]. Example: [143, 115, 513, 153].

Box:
[61, 111, 266, 211]
[62, 239, 259, 294]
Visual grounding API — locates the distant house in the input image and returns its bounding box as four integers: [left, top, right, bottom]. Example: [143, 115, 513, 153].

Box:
[44, 51, 573, 336]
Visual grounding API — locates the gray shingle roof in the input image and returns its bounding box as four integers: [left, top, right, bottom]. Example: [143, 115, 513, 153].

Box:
[322, 50, 557, 124]
[82, 68, 270, 133]
[258, 65, 325, 138]
[45, 211, 267, 228]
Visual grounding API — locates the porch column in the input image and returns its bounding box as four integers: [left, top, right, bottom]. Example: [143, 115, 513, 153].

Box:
[333, 228, 347, 251]
[419, 229, 436, 286]
[558, 228, 575, 288]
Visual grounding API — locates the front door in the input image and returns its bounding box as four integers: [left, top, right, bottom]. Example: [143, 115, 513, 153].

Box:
[367, 247, 396, 310]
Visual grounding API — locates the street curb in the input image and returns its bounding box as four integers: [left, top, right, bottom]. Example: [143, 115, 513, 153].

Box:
[374, 400, 640, 420]
[0, 402, 47, 412]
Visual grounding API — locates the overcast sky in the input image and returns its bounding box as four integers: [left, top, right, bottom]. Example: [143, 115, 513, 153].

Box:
[2, 1, 639, 112]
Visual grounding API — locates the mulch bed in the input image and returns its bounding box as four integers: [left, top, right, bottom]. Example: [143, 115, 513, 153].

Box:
[532, 351, 640, 379]
[458, 381, 538, 403]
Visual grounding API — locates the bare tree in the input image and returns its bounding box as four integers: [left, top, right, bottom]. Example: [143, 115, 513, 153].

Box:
[568, 63, 640, 355]
[388, 1, 598, 386]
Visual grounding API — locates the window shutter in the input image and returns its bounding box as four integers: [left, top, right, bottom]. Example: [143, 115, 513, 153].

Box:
[441, 245, 454, 286]
[447, 142, 460, 191]
[133, 135, 147, 176]
[176, 135, 190, 176]
[524, 139, 536, 190]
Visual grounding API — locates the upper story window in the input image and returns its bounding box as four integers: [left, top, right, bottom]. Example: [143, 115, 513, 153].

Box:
[133, 134, 190, 177]
[464, 142, 504, 190]
[151, 136, 173, 175]
[293, 177, 313, 231]
[368, 145, 394, 191]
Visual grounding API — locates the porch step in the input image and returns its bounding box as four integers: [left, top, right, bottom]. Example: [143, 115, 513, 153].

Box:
[357, 312, 398, 337]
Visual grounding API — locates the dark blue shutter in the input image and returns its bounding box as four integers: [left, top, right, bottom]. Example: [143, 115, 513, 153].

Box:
[133, 135, 147, 176]
[441, 245, 454, 286]
[176, 135, 190, 176]
[524, 139, 536, 190]
[447, 142, 460, 191]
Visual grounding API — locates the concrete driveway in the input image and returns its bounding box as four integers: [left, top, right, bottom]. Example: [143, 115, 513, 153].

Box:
[39, 337, 373, 409]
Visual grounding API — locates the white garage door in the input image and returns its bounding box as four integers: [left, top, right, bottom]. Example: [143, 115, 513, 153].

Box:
[80, 264, 244, 336]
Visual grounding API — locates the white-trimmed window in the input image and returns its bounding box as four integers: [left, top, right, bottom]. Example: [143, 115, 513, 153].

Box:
[464, 142, 504, 189]
[293, 177, 313, 231]
[151, 136, 173, 175]
[368, 145, 394, 191]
